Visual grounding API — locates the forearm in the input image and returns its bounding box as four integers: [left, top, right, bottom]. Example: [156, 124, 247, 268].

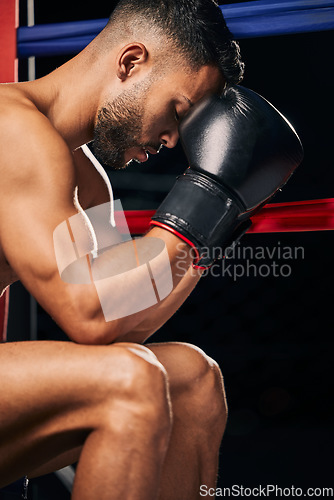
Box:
[67, 226, 200, 344]
[119, 261, 203, 344]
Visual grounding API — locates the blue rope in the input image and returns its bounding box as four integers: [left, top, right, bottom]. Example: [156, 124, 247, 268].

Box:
[17, 0, 334, 58]
[221, 0, 334, 17]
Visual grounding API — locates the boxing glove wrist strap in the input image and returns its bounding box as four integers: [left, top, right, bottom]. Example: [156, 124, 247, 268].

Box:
[150, 168, 252, 268]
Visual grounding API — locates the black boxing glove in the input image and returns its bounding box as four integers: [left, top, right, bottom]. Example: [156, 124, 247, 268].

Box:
[150, 85, 304, 268]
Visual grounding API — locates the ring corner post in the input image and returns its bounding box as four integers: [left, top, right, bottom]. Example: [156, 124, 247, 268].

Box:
[0, 0, 18, 342]
[0, 0, 19, 84]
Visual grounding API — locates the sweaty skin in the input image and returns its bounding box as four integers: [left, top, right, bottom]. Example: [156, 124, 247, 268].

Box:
[0, 32, 227, 500]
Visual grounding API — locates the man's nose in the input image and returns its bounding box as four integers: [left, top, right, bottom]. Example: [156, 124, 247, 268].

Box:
[159, 128, 179, 149]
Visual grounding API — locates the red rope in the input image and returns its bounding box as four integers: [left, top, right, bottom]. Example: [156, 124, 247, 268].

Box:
[249, 198, 334, 233]
[123, 199, 334, 234]
[0, 198, 332, 341]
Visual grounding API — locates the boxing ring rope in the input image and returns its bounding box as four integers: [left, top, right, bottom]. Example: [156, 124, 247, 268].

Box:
[16, 0, 334, 57]
[122, 199, 334, 235]
[1, 0, 334, 346]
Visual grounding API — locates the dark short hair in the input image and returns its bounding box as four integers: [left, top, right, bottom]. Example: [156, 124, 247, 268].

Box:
[108, 0, 245, 84]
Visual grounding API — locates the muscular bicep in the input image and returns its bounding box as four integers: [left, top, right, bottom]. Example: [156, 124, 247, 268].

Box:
[0, 108, 198, 345]
[0, 113, 102, 336]
[1, 161, 76, 284]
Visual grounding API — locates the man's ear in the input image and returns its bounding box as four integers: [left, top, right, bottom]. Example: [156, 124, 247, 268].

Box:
[116, 43, 149, 81]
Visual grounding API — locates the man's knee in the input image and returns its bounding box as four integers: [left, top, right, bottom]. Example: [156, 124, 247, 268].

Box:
[147, 342, 227, 431]
[88, 343, 172, 442]
[178, 343, 227, 428]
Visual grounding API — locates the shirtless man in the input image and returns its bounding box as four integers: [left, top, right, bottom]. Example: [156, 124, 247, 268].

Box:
[0, 0, 303, 497]
[0, 1, 245, 498]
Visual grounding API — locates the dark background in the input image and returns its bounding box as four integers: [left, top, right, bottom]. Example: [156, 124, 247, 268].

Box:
[4, 1, 334, 498]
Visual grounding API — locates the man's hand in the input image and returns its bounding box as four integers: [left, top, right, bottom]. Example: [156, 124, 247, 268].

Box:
[151, 85, 304, 268]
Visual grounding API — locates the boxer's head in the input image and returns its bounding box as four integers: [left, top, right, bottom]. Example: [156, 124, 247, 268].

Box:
[92, 0, 244, 169]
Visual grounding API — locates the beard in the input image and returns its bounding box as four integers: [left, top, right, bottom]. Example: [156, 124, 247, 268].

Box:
[93, 78, 159, 170]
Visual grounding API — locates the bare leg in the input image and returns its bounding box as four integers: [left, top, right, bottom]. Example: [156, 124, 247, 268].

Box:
[147, 342, 227, 500]
[0, 341, 172, 500]
[27, 341, 227, 500]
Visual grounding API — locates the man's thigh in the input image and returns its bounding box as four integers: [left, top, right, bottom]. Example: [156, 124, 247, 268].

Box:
[6, 341, 221, 483]
[0, 340, 133, 487]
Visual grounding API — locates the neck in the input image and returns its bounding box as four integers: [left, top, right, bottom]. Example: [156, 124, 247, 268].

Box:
[21, 46, 109, 151]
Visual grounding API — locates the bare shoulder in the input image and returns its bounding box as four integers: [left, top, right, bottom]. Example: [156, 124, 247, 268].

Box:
[0, 84, 75, 197]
